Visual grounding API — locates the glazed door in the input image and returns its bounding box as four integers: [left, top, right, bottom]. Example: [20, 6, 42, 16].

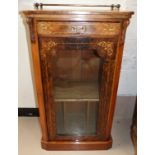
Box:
[39, 37, 117, 141]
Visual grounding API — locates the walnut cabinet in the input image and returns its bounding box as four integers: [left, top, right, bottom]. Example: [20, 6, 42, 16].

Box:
[22, 8, 133, 150]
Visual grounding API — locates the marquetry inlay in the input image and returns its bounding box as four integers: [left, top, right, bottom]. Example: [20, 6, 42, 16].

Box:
[97, 41, 114, 56]
[40, 40, 114, 57]
[37, 22, 120, 36]
[42, 40, 57, 51]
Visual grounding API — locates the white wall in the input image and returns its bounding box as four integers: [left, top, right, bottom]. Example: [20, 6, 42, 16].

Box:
[18, 0, 137, 107]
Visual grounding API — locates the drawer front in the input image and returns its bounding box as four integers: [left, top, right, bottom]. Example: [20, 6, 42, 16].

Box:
[37, 22, 121, 36]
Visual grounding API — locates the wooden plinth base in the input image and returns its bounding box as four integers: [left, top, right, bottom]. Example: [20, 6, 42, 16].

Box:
[41, 138, 112, 150]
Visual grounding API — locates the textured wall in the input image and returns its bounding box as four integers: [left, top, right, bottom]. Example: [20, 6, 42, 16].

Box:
[18, 0, 137, 107]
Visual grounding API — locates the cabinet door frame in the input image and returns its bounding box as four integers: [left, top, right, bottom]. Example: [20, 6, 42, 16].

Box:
[39, 36, 119, 141]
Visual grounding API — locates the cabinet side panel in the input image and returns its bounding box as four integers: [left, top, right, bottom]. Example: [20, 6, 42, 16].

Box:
[27, 18, 48, 141]
[104, 20, 130, 139]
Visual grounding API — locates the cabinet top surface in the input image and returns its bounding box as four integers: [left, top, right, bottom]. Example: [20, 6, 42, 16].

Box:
[21, 10, 134, 20]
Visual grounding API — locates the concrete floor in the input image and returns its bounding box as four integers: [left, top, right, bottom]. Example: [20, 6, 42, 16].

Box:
[18, 117, 134, 155]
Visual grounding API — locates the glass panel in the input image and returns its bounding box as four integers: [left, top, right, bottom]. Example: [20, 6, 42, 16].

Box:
[52, 38, 100, 136]
[56, 101, 98, 135]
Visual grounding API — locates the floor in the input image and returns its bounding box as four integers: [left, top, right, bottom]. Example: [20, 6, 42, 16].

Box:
[18, 117, 134, 155]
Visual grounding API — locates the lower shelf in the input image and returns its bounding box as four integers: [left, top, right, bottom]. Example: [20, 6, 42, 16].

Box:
[41, 137, 112, 150]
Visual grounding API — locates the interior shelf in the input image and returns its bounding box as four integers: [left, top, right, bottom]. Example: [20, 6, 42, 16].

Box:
[54, 81, 99, 101]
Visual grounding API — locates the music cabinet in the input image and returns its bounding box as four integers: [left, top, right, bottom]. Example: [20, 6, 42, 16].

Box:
[21, 3, 133, 150]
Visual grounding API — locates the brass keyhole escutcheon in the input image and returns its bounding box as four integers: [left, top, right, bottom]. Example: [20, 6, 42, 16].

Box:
[71, 25, 86, 33]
